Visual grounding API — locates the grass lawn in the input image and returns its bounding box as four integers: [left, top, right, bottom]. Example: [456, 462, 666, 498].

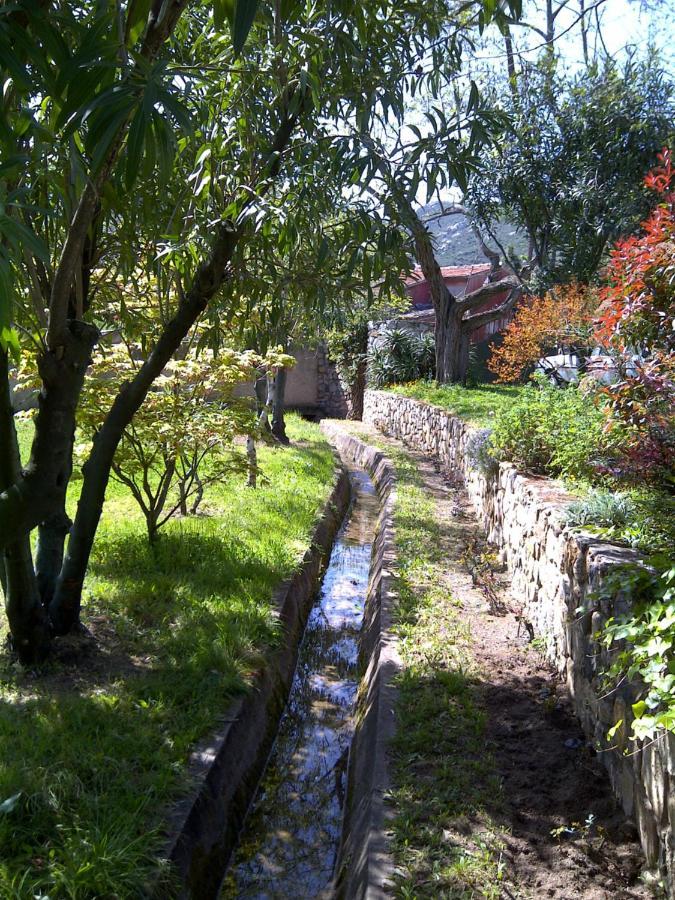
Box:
[386, 381, 524, 426]
[0, 415, 336, 898]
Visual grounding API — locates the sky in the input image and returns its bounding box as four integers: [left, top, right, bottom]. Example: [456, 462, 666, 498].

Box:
[492, 0, 675, 72]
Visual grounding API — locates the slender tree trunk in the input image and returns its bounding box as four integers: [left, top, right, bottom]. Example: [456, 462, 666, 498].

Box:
[190, 469, 203, 515]
[49, 224, 240, 634]
[246, 436, 257, 488]
[248, 373, 273, 487]
[348, 357, 366, 420]
[254, 375, 272, 433]
[178, 482, 188, 516]
[579, 0, 589, 65]
[271, 367, 288, 443]
[36, 511, 72, 609]
[0, 348, 50, 662]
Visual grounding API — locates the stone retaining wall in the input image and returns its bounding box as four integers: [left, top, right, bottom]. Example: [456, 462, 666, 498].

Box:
[363, 389, 673, 890]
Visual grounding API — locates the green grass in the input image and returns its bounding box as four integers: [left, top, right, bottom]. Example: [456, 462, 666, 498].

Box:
[386, 381, 525, 426]
[338, 423, 508, 898]
[0, 414, 336, 898]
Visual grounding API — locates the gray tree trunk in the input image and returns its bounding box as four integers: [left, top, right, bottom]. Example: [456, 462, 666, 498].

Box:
[271, 367, 288, 443]
[0, 348, 50, 662]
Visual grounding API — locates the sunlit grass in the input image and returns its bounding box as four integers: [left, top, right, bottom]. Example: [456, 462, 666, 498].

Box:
[0, 414, 336, 898]
[386, 380, 525, 426]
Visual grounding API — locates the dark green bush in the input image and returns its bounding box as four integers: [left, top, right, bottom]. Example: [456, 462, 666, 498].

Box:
[489, 377, 613, 482]
[368, 328, 435, 388]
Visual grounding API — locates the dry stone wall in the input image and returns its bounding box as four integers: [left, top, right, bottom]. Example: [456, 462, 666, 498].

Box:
[363, 388, 674, 891]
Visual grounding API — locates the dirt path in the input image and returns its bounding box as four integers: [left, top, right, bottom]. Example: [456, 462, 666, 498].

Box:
[341, 422, 652, 899]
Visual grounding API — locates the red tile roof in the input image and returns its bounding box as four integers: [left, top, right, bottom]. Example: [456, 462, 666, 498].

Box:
[404, 264, 491, 285]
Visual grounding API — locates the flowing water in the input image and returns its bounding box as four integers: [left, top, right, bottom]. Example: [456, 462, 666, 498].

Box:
[219, 468, 379, 899]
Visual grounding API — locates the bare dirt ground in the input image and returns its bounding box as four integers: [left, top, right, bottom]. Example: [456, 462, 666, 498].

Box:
[360, 424, 653, 900]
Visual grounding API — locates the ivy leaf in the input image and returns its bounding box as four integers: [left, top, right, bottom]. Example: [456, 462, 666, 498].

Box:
[631, 700, 647, 720]
[606, 719, 623, 741]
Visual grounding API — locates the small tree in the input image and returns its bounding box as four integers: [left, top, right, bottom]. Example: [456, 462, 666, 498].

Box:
[595, 149, 675, 487]
[78, 345, 259, 542]
[488, 282, 598, 383]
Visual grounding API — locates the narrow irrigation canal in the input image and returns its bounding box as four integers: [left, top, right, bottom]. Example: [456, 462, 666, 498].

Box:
[219, 468, 379, 899]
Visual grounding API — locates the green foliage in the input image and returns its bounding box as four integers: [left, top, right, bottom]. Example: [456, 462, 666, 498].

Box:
[325, 317, 369, 388]
[387, 380, 524, 426]
[467, 56, 674, 283]
[565, 490, 637, 531]
[465, 428, 499, 476]
[489, 378, 610, 481]
[563, 485, 674, 555]
[368, 329, 435, 388]
[596, 562, 675, 743]
[0, 416, 334, 896]
[74, 343, 281, 541]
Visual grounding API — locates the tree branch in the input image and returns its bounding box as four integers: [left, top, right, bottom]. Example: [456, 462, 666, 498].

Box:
[456, 277, 520, 313]
[461, 285, 522, 332]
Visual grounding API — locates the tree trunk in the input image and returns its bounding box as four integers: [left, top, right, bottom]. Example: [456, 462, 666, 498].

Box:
[255, 375, 272, 433]
[190, 469, 203, 515]
[348, 358, 366, 420]
[178, 481, 188, 516]
[458, 331, 472, 384]
[36, 511, 72, 609]
[271, 367, 288, 443]
[435, 302, 465, 383]
[0, 320, 98, 551]
[246, 436, 257, 488]
[49, 223, 240, 635]
[0, 348, 50, 662]
[408, 204, 476, 384]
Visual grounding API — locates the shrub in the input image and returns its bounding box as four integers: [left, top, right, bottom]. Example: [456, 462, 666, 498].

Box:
[489, 281, 598, 384]
[489, 377, 612, 481]
[368, 328, 435, 388]
[594, 149, 675, 489]
[564, 489, 636, 530]
[465, 428, 499, 476]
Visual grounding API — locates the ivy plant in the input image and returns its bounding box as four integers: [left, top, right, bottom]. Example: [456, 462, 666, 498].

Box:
[597, 561, 675, 742]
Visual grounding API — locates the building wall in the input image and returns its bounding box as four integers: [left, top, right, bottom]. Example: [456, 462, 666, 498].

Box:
[233, 345, 348, 417]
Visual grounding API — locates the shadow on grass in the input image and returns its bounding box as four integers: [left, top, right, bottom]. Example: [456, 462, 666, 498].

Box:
[0, 689, 184, 898]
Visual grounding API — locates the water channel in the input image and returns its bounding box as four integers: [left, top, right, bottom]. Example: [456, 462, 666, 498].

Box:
[219, 467, 379, 899]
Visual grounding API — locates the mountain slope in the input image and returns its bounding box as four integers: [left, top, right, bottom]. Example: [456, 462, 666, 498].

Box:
[415, 201, 528, 267]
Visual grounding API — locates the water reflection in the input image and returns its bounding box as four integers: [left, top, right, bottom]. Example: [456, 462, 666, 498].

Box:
[220, 469, 378, 899]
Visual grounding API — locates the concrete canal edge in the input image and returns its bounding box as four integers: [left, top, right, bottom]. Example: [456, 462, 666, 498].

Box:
[158, 461, 351, 900]
[321, 422, 402, 900]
